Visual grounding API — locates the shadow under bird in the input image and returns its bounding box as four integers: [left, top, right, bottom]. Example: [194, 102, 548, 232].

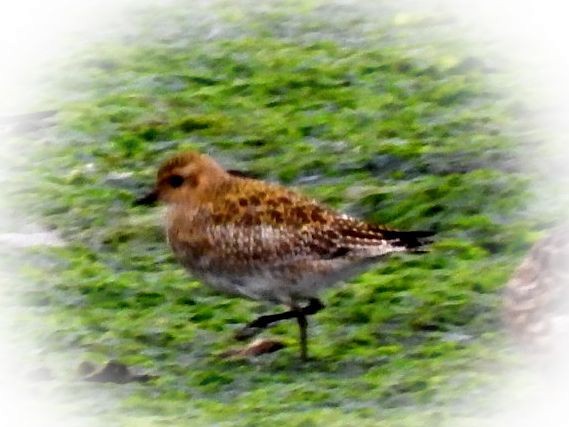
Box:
[135, 151, 434, 361]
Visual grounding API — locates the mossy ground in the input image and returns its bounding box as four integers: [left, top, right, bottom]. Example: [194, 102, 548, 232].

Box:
[2, 1, 556, 426]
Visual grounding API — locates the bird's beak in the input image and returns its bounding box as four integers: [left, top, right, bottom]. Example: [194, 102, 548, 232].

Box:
[134, 189, 159, 206]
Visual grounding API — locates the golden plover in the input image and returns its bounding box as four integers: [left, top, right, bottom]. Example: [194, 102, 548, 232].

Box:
[136, 151, 434, 360]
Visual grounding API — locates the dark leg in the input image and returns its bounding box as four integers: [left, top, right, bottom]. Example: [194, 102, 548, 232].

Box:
[234, 298, 324, 341]
[301, 298, 325, 316]
[234, 311, 298, 340]
[294, 299, 324, 361]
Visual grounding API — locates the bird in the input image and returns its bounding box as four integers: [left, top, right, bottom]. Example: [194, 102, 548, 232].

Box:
[135, 151, 434, 361]
[503, 225, 569, 349]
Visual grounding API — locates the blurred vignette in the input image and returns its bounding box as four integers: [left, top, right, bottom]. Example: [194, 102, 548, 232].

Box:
[1, 1, 569, 426]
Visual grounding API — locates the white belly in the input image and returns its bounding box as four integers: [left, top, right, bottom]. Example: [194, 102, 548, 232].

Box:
[191, 259, 376, 306]
[195, 270, 297, 304]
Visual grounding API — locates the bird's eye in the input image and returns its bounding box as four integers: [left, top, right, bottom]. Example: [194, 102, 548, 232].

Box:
[168, 174, 185, 188]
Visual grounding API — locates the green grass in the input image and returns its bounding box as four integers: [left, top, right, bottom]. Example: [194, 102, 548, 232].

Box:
[3, 1, 554, 426]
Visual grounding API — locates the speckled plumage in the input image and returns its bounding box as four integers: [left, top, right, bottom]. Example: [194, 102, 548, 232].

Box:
[137, 151, 433, 359]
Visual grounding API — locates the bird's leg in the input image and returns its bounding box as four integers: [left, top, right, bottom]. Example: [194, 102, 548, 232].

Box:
[234, 298, 324, 341]
[234, 310, 298, 340]
[294, 299, 325, 362]
[300, 298, 325, 316]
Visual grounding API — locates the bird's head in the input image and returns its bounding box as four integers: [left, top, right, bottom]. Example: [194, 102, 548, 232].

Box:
[135, 151, 228, 206]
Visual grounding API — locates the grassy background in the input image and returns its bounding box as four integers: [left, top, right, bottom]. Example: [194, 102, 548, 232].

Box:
[2, 1, 557, 426]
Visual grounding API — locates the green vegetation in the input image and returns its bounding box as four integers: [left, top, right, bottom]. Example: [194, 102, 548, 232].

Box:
[4, 1, 553, 426]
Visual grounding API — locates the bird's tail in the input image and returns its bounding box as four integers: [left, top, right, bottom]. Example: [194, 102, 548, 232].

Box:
[378, 229, 436, 253]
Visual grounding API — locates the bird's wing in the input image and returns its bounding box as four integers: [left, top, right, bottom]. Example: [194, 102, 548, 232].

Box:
[298, 219, 434, 260]
[193, 220, 432, 273]
[205, 180, 434, 263]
